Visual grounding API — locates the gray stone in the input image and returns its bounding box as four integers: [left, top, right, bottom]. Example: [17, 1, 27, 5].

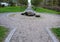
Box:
[35, 15, 40, 17]
[21, 11, 35, 16]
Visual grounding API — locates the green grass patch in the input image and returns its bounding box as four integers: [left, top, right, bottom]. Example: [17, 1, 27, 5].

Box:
[51, 28, 60, 40]
[0, 26, 9, 42]
[0, 6, 27, 13]
[32, 7, 60, 14]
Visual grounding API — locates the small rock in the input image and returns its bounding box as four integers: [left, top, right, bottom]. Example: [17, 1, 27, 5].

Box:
[21, 13, 25, 15]
[35, 15, 40, 17]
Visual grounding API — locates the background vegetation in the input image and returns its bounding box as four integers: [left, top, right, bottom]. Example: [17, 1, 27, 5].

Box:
[0, 0, 60, 13]
[0, 6, 27, 13]
[0, 26, 9, 42]
[51, 28, 60, 41]
[31, 0, 42, 6]
[32, 7, 60, 14]
[18, 0, 28, 5]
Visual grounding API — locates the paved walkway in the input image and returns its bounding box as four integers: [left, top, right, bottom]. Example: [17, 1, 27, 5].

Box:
[0, 12, 60, 42]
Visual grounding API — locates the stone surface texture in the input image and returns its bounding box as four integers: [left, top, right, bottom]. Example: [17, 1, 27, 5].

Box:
[0, 12, 60, 42]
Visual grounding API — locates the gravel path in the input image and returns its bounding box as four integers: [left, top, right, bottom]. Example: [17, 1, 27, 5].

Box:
[0, 12, 60, 42]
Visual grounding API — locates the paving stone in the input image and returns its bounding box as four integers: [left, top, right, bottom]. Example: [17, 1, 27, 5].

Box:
[0, 12, 60, 42]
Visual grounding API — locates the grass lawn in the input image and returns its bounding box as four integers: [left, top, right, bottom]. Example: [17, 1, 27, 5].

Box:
[32, 7, 60, 14]
[51, 28, 60, 41]
[0, 6, 26, 13]
[0, 26, 9, 42]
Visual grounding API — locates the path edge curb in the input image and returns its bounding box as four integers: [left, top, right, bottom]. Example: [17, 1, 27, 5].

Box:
[4, 28, 17, 42]
[46, 27, 59, 42]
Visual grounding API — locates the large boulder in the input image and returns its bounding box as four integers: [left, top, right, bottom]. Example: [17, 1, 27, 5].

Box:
[21, 10, 35, 16]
